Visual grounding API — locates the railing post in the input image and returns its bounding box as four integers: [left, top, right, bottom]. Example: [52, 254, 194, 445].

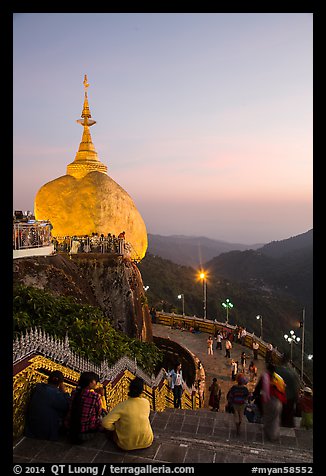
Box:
[152, 386, 156, 412]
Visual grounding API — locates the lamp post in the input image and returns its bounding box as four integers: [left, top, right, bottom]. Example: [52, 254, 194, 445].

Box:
[300, 308, 305, 381]
[199, 272, 207, 319]
[256, 315, 263, 339]
[283, 330, 300, 364]
[222, 298, 233, 324]
[177, 294, 185, 316]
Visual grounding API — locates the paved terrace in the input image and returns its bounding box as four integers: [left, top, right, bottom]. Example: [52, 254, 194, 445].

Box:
[13, 324, 313, 464]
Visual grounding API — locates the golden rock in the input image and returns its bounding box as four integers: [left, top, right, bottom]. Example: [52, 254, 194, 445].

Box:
[34, 75, 147, 261]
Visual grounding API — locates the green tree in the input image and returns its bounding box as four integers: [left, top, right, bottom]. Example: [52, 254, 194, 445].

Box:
[13, 285, 163, 374]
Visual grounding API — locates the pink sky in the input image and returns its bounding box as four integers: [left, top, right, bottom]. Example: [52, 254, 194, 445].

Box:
[13, 13, 313, 244]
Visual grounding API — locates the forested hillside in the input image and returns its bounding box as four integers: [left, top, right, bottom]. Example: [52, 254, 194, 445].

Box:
[137, 253, 312, 362]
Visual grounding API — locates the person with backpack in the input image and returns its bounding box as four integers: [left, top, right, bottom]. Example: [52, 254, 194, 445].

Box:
[226, 373, 249, 435]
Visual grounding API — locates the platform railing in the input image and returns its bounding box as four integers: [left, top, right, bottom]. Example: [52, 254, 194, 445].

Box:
[13, 328, 199, 441]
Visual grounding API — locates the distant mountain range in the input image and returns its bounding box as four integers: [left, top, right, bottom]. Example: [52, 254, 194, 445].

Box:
[147, 234, 264, 267]
[144, 228, 313, 329]
[206, 229, 313, 322]
[138, 229, 313, 377]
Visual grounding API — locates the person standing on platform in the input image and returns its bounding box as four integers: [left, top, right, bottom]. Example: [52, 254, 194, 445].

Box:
[240, 328, 247, 346]
[149, 307, 157, 323]
[225, 338, 232, 358]
[118, 231, 126, 255]
[207, 336, 214, 355]
[240, 351, 247, 373]
[297, 387, 313, 430]
[265, 343, 274, 364]
[248, 361, 258, 381]
[231, 360, 238, 381]
[169, 362, 184, 409]
[253, 341, 260, 360]
[215, 331, 222, 350]
[209, 378, 221, 412]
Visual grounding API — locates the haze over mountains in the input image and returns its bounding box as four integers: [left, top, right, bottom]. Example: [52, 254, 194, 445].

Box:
[147, 234, 264, 267]
[148, 230, 312, 267]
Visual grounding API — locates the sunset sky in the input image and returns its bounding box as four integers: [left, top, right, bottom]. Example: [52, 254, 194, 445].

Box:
[13, 13, 313, 244]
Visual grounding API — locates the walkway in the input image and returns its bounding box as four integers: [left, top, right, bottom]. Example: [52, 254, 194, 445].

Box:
[13, 408, 313, 464]
[13, 324, 313, 465]
[152, 323, 266, 408]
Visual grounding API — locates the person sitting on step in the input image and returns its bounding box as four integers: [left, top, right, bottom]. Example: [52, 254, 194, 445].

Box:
[65, 371, 104, 444]
[25, 370, 70, 441]
[101, 377, 154, 451]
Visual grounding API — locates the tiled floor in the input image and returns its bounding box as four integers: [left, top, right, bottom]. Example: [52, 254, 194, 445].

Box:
[13, 408, 313, 464]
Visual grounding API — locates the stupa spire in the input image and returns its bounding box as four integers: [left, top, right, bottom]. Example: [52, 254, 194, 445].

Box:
[66, 74, 107, 179]
[81, 74, 92, 119]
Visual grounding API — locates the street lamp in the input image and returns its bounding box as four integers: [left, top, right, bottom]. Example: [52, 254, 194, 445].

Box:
[143, 285, 149, 291]
[283, 330, 300, 363]
[177, 294, 185, 316]
[256, 315, 263, 339]
[222, 298, 233, 324]
[300, 308, 305, 381]
[199, 272, 207, 319]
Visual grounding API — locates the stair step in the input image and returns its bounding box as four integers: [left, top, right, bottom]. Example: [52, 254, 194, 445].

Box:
[150, 410, 313, 454]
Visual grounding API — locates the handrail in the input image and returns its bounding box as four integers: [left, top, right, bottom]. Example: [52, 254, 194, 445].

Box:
[12, 327, 193, 393]
[155, 311, 313, 386]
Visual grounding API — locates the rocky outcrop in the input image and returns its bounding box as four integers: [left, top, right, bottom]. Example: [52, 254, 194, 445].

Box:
[13, 253, 152, 342]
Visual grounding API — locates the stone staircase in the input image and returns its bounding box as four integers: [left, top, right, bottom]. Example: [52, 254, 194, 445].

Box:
[150, 408, 313, 463]
[13, 407, 313, 464]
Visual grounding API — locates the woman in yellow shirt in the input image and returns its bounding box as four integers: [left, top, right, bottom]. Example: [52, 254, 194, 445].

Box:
[101, 377, 154, 451]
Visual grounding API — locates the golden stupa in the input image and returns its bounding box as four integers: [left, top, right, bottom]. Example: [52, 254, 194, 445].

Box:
[34, 75, 148, 261]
